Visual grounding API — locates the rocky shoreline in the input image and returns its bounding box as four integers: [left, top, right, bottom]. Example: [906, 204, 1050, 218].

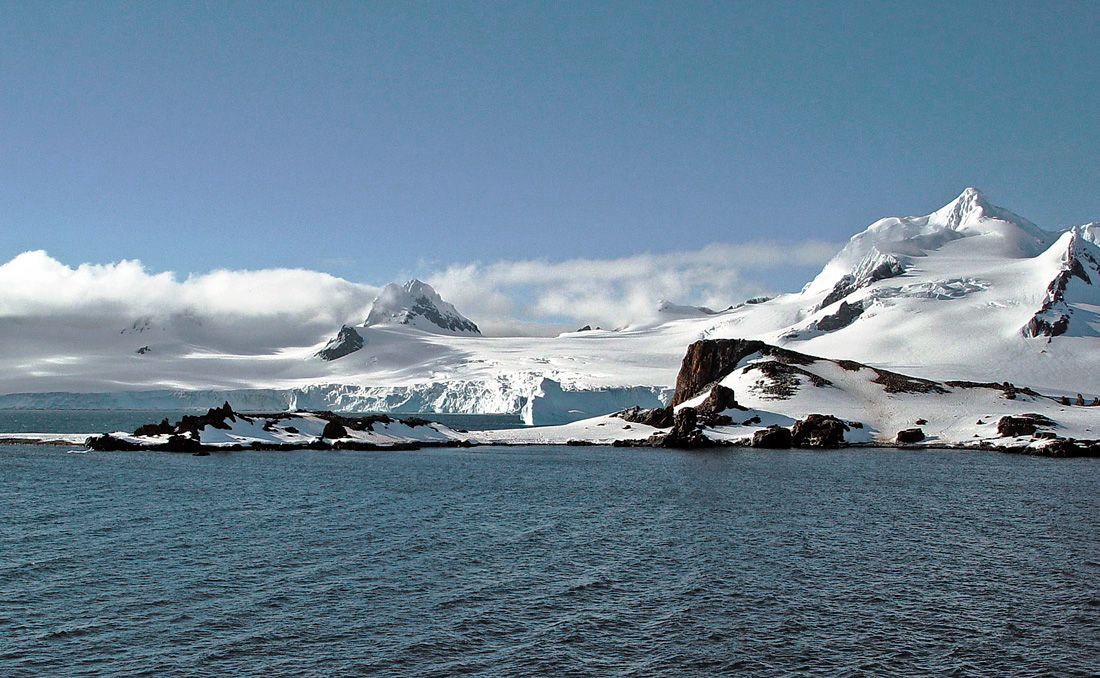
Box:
[6, 337, 1099, 458]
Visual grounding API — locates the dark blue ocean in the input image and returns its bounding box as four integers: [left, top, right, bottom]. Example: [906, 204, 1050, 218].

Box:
[2, 415, 1099, 676]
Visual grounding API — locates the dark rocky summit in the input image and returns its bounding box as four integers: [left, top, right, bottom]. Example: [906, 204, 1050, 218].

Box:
[316, 325, 365, 361]
[175, 402, 238, 435]
[407, 296, 480, 334]
[133, 418, 173, 437]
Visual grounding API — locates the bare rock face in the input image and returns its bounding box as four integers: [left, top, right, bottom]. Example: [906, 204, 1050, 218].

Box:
[1023, 230, 1098, 338]
[614, 406, 715, 449]
[316, 325, 365, 361]
[1032, 438, 1097, 457]
[752, 425, 792, 448]
[895, 428, 925, 444]
[133, 418, 173, 437]
[791, 414, 849, 448]
[670, 339, 778, 406]
[672, 339, 834, 406]
[1025, 314, 1070, 339]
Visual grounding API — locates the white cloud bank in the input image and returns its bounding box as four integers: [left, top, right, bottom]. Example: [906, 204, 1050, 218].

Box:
[0, 251, 380, 350]
[425, 241, 840, 334]
[0, 241, 839, 343]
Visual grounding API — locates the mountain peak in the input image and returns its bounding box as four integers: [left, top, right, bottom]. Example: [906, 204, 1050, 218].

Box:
[956, 186, 992, 209]
[403, 279, 433, 296]
[930, 187, 1044, 238]
[365, 280, 480, 335]
[933, 187, 996, 230]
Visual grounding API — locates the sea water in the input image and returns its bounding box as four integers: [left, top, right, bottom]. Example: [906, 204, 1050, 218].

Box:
[1, 442, 1098, 676]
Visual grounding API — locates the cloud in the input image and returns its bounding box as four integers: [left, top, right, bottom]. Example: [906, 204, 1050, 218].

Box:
[0, 240, 840, 346]
[424, 241, 839, 335]
[0, 251, 380, 350]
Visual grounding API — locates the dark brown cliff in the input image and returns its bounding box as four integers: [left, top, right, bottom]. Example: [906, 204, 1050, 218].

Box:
[670, 339, 766, 406]
[670, 339, 823, 406]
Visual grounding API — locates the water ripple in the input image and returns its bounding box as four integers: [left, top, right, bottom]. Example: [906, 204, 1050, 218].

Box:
[0, 444, 1098, 677]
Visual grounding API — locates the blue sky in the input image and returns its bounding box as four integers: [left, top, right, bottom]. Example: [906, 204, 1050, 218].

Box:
[0, 1, 1097, 321]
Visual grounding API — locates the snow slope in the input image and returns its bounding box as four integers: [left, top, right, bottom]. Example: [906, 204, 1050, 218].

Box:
[695, 188, 1100, 393]
[480, 344, 1100, 453]
[1, 189, 1099, 421]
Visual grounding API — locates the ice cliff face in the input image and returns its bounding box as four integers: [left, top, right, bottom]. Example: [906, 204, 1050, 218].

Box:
[0, 377, 668, 426]
[365, 280, 480, 335]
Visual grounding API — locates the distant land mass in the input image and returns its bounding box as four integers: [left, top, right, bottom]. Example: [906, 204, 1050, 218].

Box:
[1, 189, 1099, 443]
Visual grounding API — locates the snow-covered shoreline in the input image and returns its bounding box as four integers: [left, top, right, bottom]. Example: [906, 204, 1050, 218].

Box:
[9, 335, 1100, 459]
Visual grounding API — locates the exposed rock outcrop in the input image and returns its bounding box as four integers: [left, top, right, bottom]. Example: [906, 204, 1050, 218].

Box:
[895, 428, 925, 444]
[997, 413, 1057, 437]
[791, 414, 849, 448]
[660, 407, 710, 448]
[815, 300, 866, 332]
[615, 405, 674, 429]
[819, 254, 904, 309]
[614, 406, 717, 449]
[697, 384, 740, 414]
[133, 418, 173, 437]
[752, 425, 792, 448]
[321, 420, 348, 439]
[316, 325, 365, 361]
[670, 339, 818, 406]
[742, 361, 833, 399]
[1023, 229, 1100, 338]
[176, 402, 239, 435]
[671, 339, 769, 406]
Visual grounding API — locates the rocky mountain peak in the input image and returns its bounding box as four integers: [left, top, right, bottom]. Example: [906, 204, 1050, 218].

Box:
[365, 279, 480, 335]
[316, 324, 365, 361]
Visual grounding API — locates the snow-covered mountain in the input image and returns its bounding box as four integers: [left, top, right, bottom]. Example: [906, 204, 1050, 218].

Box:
[365, 279, 480, 334]
[1, 188, 1098, 422]
[696, 187, 1100, 391]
